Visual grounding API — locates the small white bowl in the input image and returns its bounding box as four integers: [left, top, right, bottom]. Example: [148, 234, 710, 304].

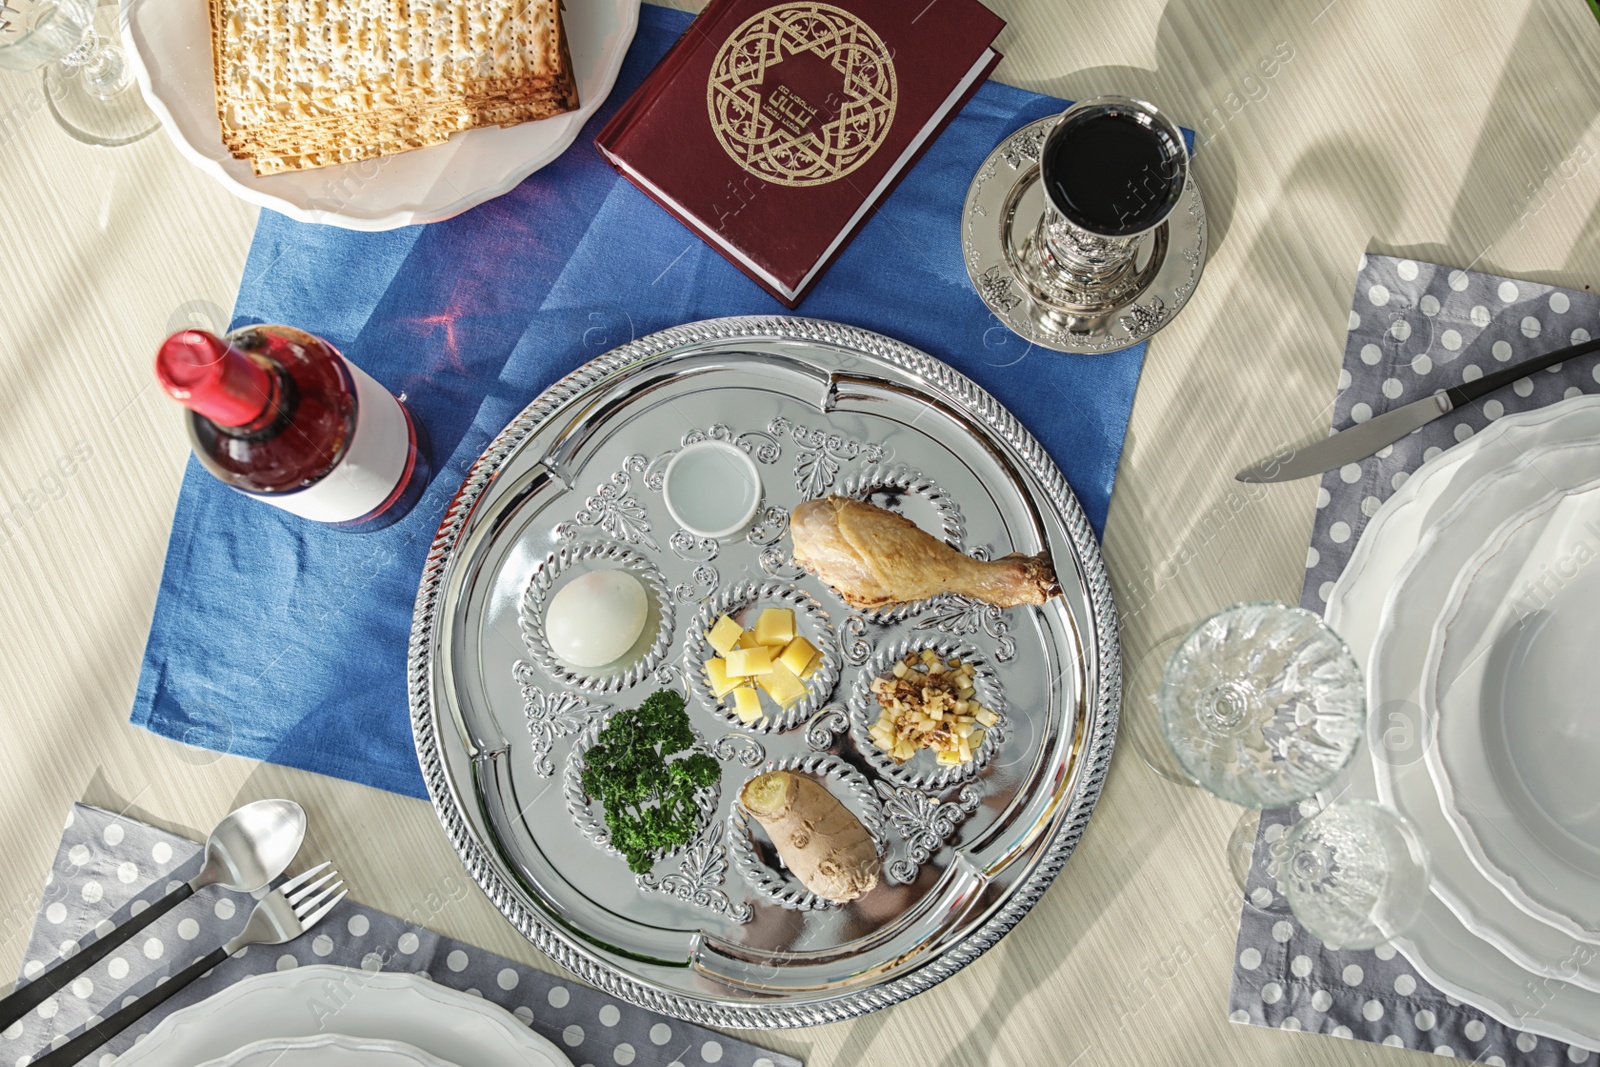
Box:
[663, 441, 763, 540]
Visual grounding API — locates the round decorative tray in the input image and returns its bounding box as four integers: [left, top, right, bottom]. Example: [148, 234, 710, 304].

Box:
[407, 317, 1120, 1027]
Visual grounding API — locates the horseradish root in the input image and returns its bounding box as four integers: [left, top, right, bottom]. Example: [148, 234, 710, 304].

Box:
[739, 771, 880, 903]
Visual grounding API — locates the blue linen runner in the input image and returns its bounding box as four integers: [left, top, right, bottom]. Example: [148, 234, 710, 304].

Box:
[131, 3, 1160, 795]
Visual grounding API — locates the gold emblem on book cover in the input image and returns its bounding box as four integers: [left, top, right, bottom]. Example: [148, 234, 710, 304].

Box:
[707, 3, 898, 188]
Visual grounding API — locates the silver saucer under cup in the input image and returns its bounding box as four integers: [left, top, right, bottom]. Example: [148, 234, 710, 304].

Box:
[963, 95, 1208, 354]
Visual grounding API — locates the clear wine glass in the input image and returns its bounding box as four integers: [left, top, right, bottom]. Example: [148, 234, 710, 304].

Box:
[1280, 799, 1429, 948]
[0, 0, 159, 146]
[1148, 601, 1366, 889]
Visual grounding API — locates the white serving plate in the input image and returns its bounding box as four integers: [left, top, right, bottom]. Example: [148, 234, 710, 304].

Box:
[1429, 478, 1600, 932]
[113, 966, 569, 1067]
[123, 0, 639, 229]
[198, 1034, 457, 1067]
[1324, 395, 1600, 1048]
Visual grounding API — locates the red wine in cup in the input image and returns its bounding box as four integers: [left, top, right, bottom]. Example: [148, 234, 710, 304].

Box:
[1041, 111, 1185, 237]
[155, 326, 430, 531]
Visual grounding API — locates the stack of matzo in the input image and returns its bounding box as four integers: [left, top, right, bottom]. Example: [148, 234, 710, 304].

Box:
[211, 0, 578, 175]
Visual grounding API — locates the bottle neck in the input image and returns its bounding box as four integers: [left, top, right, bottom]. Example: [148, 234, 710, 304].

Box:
[155, 330, 292, 435]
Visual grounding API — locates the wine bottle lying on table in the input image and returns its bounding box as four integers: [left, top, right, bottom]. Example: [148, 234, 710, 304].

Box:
[155, 327, 431, 531]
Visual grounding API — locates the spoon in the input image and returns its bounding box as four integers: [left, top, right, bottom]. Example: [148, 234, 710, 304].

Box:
[0, 798, 306, 1030]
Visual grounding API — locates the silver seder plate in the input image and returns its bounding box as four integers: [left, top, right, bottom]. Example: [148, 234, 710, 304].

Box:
[408, 317, 1121, 1027]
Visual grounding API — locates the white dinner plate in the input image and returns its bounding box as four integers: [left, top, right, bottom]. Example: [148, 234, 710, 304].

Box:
[1325, 395, 1600, 1048]
[1430, 479, 1600, 928]
[1369, 448, 1600, 986]
[124, 0, 640, 229]
[113, 966, 570, 1067]
[198, 1033, 457, 1067]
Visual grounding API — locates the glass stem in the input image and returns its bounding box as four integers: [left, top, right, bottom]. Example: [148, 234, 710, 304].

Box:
[57, 25, 129, 99]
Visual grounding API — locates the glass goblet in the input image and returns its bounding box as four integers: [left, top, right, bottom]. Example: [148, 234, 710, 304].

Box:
[0, 0, 159, 146]
[1280, 799, 1429, 948]
[1156, 601, 1366, 888]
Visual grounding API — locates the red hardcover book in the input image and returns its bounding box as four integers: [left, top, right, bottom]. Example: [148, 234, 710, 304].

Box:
[596, 0, 1005, 307]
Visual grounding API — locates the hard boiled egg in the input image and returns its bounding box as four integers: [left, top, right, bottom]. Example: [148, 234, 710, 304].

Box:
[545, 569, 648, 668]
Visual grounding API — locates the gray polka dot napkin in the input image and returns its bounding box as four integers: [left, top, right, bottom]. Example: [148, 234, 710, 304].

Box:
[5, 803, 800, 1067]
[1228, 254, 1600, 1064]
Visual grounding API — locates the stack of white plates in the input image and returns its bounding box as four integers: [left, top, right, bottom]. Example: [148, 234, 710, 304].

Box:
[1327, 394, 1600, 1048]
[114, 966, 570, 1067]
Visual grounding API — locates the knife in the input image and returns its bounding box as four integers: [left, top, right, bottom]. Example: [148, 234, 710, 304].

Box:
[1236, 332, 1600, 482]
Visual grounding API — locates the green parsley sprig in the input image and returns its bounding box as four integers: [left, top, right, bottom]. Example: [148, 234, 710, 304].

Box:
[580, 690, 721, 875]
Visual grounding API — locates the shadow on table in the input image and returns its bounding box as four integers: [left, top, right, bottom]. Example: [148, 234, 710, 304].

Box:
[995, 0, 1334, 260]
[1104, 0, 1600, 626]
[1368, 1, 1600, 292]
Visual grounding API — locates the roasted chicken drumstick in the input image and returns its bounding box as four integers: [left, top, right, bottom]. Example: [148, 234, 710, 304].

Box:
[790, 496, 1059, 611]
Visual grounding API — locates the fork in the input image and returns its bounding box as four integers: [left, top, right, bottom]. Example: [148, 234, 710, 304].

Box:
[32, 862, 346, 1067]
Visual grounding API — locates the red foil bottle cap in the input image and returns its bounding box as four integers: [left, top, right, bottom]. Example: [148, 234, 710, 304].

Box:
[155, 330, 275, 428]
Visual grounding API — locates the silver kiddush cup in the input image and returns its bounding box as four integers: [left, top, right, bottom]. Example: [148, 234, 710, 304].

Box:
[962, 95, 1209, 354]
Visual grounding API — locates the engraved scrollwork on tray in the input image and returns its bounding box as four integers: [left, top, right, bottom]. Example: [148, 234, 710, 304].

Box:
[653, 662, 684, 694]
[744, 506, 789, 547]
[768, 416, 885, 498]
[564, 718, 721, 861]
[673, 565, 720, 604]
[875, 782, 981, 885]
[912, 594, 1018, 663]
[637, 823, 752, 924]
[712, 733, 767, 768]
[684, 424, 782, 465]
[804, 705, 849, 752]
[726, 754, 886, 911]
[839, 614, 873, 666]
[555, 454, 658, 551]
[514, 666, 607, 778]
[642, 451, 673, 493]
[670, 530, 719, 563]
[834, 464, 967, 549]
[517, 540, 676, 693]
[758, 545, 805, 581]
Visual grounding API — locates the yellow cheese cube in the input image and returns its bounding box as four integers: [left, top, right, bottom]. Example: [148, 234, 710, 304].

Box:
[725, 646, 774, 677]
[704, 657, 740, 698]
[735, 629, 760, 649]
[757, 661, 807, 707]
[753, 607, 796, 647]
[733, 685, 763, 724]
[777, 636, 817, 677]
[707, 615, 744, 657]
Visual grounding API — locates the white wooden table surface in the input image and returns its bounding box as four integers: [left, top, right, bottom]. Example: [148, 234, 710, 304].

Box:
[2, 0, 1598, 1063]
